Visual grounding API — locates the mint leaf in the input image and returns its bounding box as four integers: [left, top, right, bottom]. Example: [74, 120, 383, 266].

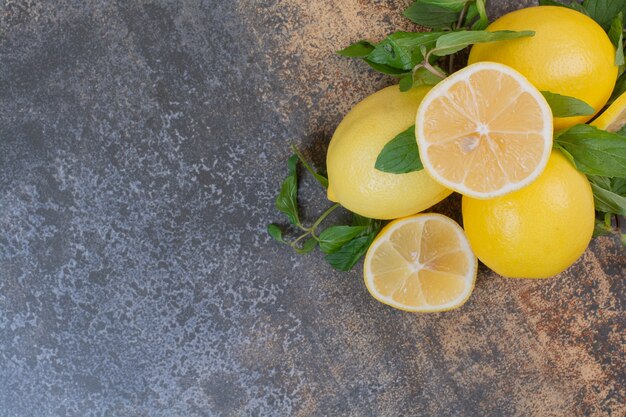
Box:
[423, 0, 468, 10]
[590, 181, 626, 215]
[375, 125, 423, 174]
[415, 66, 445, 86]
[363, 59, 408, 75]
[541, 91, 595, 117]
[593, 214, 614, 237]
[275, 155, 300, 225]
[608, 12, 625, 66]
[471, 0, 489, 30]
[399, 74, 414, 92]
[294, 237, 318, 254]
[319, 225, 368, 254]
[611, 177, 626, 195]
[367, 32, 445, 71]
[583, 0, 626, 31]
[430, 30, 535, 57]
[368, 37, 415, 71]
[351, 213, 373, 227]
[555, 125, 626, 177]
[337, 40, 375, 58]
[403, 1, 462, 29]
[608, 71, 626, 105]
[267, 224, 286, 243]
[325, 233, 375, 271]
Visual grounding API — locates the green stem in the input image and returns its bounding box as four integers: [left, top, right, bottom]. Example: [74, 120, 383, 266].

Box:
[291, 144, 328, 188]
[424, 60, 447, 79]
[310, 203, 340, 231]
[290, 231, 312, 246]
[289, 203, 341, 248]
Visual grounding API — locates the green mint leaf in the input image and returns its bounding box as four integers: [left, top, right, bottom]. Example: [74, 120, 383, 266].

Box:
[540, 91, 595, 117]
[414, 66, 445, 86]
[555, 124, 626, 177]
[471, 0, 489, 30]
[399, 74, 414, 92]
[608, 12, 625, 66]
[337, 40, 375, 57]
[610, 176, 626, 195]
[294, 237, 318, 254]
[465, 2, 479, 24]
[430, 30, 535, 57]
[375, 125, 424, 174]
[608, 71, 626, 105]
[325, 233, 375, 271]
[351, 213, 373, 227]
[553, 142, 577, 166]
[616, 124, 626, 136]
[318, 225, 368, 254]
[291, 145, 328, 189]
[403, 1, 461, 29]
[363, 58, 408, 75]
[368, 37, 414, 71]
[367, 32, 445, 71]
[267, 224, 286, 243]
[589, 180, 626, 215]
[593, 215, 613, 237]
[287, 154, 298, 175]
[275, 155, 300, 225]
[582, 0, 626, 31]
[424, 0, 469, 10]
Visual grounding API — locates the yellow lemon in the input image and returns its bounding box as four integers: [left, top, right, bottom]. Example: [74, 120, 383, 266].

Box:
[364, 213, 477, 312]
[591, 91, 626, 132]
[326, 85, 452, 219]
[462, 150, 595, 278]
[468, 6, 618, 131]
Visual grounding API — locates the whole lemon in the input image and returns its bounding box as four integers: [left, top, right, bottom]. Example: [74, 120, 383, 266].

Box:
[462, 150, 594, 279]
[468, 6, 618, 131]
[326, 85, 452, 219]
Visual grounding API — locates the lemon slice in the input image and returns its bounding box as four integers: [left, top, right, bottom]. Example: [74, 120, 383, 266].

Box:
[591, 91, 626, 132]
[415, 62, 553, 199]
[364, 213, 477, 312]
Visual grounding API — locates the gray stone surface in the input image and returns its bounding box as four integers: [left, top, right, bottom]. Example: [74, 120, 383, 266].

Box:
[0, 1, 623, 416]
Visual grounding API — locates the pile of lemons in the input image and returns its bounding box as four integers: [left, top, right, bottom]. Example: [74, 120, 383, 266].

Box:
[326, 6, 621, 312]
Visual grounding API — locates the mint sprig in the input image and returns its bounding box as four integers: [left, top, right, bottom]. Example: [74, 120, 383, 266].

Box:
[554, 124, 626, 177]
[268, 148, 383, 270]
[339, 0, 534, 90]
[375, 125, 424, 174]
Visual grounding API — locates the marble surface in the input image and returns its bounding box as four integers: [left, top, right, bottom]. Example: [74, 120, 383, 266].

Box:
[0, 0, 624, 416]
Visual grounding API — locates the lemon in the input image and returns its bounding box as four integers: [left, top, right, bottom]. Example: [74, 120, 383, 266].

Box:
[591, 91, 626, 132]
[468, 6, 618, 131]
[364, 213, 477, 312]
[415, 62, 553, 199]
[326, 85, 452, 219]
[462, 150, 595, 279]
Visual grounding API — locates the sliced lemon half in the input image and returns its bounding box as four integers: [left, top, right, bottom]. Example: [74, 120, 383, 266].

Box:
[415, 62, 553, 199]
[364, 213, 477, 313]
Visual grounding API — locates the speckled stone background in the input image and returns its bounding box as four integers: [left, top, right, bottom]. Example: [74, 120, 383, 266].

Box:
[0, 0, 624, 416]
